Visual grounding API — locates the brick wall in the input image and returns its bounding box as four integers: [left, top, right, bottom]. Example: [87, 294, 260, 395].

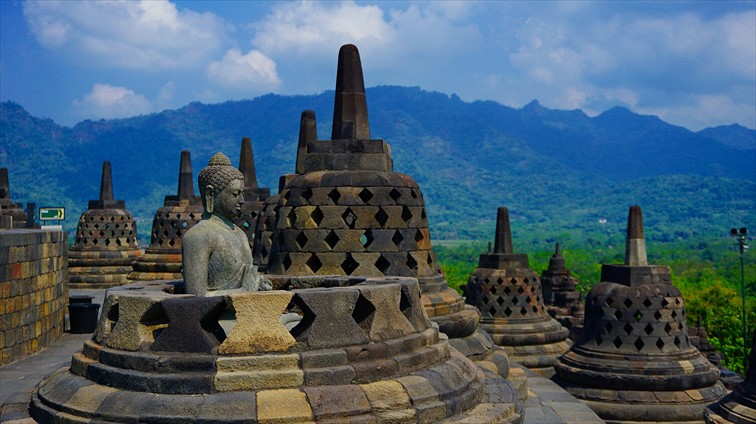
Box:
[0, 229, 68, 365]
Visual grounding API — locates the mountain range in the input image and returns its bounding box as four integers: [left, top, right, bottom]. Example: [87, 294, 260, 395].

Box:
[1, 86, 754, 250]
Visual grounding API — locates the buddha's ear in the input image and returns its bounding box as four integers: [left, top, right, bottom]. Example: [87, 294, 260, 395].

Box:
[205, 185, 215, 214]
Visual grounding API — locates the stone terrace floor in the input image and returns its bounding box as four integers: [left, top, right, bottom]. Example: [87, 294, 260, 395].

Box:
[1, 288, 604, 423]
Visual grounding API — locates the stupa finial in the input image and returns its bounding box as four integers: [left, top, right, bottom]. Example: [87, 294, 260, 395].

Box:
[0, 167, 9, 200]
[624, 205, 647, 266]
[297, 110, 317, 174]
[178, 150, 195, 200]
[493, 207, 514, 255]
[99, 161, 114, 201]
[239, 138, 258, 189]
[331, 44, 370, 140]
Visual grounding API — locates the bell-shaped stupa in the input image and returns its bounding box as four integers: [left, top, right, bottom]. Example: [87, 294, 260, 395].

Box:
[541, 243, 585, 340]
[253, 110, 315, 272]
[464, 207, 571, 376]
[0, 167, 27, 229]
[706, 329, 756, 423]
[554, 205, 726, 422]
[68, 161, 142, 288]
[233, 137, 270, 249]
[128, 150, 203, 281]
[265, 45, 506, 371]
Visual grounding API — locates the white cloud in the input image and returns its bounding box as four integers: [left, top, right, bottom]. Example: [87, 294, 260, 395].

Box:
[72, 84, 152, 120]
[206, 49, 281, 95]
[23, 0, 226, 70]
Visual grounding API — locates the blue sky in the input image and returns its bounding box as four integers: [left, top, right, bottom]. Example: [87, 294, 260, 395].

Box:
[1, 0, 754, 130]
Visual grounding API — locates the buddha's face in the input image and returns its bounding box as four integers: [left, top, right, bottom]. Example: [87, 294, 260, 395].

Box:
[213, 179, 244, 220]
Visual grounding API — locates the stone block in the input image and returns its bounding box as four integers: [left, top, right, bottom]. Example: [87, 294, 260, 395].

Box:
[151, 296, 226, 353]
[218, 291, 296, 354]
[303, 385, 372, 421]
[355, 284, 415, 342]
[256, 388, 314, 423]
[106, 292, 177, 351]
[290, 287, 369, 349]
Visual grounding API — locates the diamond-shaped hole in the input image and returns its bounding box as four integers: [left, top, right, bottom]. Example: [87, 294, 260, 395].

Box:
[311, 208, 324, 226]
[635, 338, 645, 351]
[401, 206, 412, 224]
[656, 338, 665, 350]
[489, 306, 497, 316]
[674, 336, 681, 348]
[392, 230, 404, 246]
[624, 298, 633, 308]
[503, 307, 512, 317]
[358, 188, 374, 204]
[295, 232, 308, 249]
[517, 286, 525, 294]
[661, 298, 669, 307]
[328, 189, 341, 204]
[606, 297, 614, 306]
[497, 297, 505, 306]
[613, 337, 623, 348]
[520, 307, 528, 315]
[512, 296, 519, 305]
[415, 229, 423, 244]
[490, 286, 497, 295]
[664, 322, 673, 334]
[406, 254, 417, 271]
[282, 254, 292, 270]
[614, 310, 623, 320]
[342, 208, 357, 229]
[644, 323, 654, 335]
[389, 188, 401, 202]
[301, 188, 313, 201]
[503, 287, 512, 295]
[624, 323, 634, 335]
[288, 209, 298, 227]
[375, 255, 391, 273]
[643, 298, 653, 308]
[361, 230, 374, 249]
[671, 310, 678, 319]
[341, 253, 359, 274]
[306, 254, 322, 273]
[654, 310, 663, 320]
[634, 311, 643, 322]
[375, 209, 389, 227]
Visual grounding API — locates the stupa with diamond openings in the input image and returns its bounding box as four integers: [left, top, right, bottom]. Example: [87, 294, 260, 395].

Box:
[128, 150, 203, 281]
[554, 205, 725, 423]
[264, 44, 510, 375]
[464, 207, 571, 376]
[68, 161, 142, 288]
[233, 137, 270, 250]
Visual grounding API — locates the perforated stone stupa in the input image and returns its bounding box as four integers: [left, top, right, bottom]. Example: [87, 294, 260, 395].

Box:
[129, 150, 203, 281]
[68, 161, 142, 289]
[234, 137, 270, 249]
[541, 243, 585, 340]
[464, 207, 570, 376]
[265, 45, 506, 371]
[253, 110, 315, 272]
[29, 277, 521, 423]
[554, 205, 726, 423]
[706, 330, 756, 423]
[0, 167, 27, 229]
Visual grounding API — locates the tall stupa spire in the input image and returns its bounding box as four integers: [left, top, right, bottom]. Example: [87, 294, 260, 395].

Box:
[296, 110, 317, 174]
[624, 205, 648, 266]
[177, 150, 194, 200]
[493, 206, 514, 254]
[239, 137, 258, 189]
[99, 161, 114, 201]
[331, 44, 370, 140]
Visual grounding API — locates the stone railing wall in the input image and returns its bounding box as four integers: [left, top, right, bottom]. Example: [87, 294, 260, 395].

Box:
[0, 229, 68, 365]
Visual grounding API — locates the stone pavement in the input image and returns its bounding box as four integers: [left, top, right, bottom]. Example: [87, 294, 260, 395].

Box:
[1, 288, 605, 423]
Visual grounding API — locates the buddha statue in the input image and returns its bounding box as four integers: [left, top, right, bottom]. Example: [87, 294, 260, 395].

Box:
[182, 153, 269, 296]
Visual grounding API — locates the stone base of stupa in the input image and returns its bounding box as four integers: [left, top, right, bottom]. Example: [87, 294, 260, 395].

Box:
[705, 381, 756, 424]
[127, 250, 183, 281]
[68, 249, 142, 288]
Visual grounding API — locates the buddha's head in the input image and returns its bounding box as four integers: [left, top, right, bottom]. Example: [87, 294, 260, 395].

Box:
[198, 153, 245, 220]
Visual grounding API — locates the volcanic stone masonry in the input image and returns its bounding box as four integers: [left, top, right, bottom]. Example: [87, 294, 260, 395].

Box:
[0, 167, 27, 229]
[68, 161, 143, 289]
[264, 45, 511, 378]
[233, 137, 270, 250]
[464, 207, 571, 376]
[541, 242, 585, 341]
[554, 205, 726, 423]
[0, 229, 68, 366]
[28, 277, 522, 423]
[129, 150, 203, 281]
